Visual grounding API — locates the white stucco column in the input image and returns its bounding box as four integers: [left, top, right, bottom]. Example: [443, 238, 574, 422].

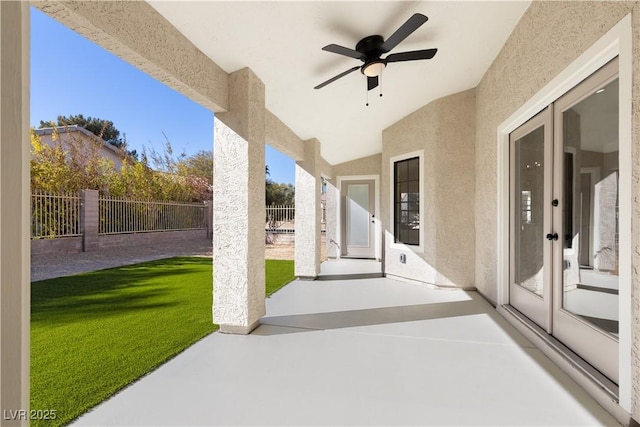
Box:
[325, 181, 339, 259]
[213, 68, 265, 334]
[0, 1, 30, 423]
[295, 139, 322, 279]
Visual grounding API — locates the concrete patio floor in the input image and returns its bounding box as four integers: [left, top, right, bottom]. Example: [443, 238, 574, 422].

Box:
[73, 264, 619, 426]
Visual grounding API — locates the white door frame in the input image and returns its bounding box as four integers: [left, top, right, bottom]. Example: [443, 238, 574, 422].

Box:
[336, 175, 381, 260]
[496, 15, 632, 410]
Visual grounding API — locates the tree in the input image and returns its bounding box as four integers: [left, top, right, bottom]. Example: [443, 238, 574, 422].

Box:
[178, 150, 213, 186]
[31, 128, 212, 202]
[265, 164, 295, 205]
[110, 140, 212, 202]
[266, 182, 295, 205]
[31, 127, 117, 194]
[266, 181, 295, 205]
[39, 114, 124, 148]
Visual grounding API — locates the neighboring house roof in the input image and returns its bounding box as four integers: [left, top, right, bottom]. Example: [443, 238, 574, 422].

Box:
[33, 125, 124, 158]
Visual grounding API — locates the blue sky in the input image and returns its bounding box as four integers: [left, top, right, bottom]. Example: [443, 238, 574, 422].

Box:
[30, 8, 295, 185]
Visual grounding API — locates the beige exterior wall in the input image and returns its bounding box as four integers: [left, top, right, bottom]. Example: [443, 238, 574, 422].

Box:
[382, 88, 475, 288]
[472, 1, 639, 419]
[265, 110, 304, 162]
[326, 154, 381, 259]
[37, 129, 125, 170]
[330, 153, 381, 184]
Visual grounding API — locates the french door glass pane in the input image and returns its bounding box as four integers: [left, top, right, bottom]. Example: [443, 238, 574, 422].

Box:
[347, 184, 370, 246]
[514, 126, 545, 296]
[562, 78, 619, 336]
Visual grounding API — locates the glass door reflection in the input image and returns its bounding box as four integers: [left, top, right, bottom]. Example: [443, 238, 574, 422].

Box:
[513, 126, 545, 297]
[561, 78, 619, 337]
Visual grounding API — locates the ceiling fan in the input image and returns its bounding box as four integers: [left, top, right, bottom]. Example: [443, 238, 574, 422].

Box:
[314, 13, 437, 93]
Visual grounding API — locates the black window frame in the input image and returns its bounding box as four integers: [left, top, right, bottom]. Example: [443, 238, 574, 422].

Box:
[393, 156, 420, 246]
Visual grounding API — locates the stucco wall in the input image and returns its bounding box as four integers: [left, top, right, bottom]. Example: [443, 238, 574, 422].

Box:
[294, 139, 322, 278]
[327, 154, 381, 259]
[330, 153, 381, 184]
[632, 6, 640, 418]
[382, 88, 476, 288]
[474, 0, 635, 300]
[473, 1, 639, 418]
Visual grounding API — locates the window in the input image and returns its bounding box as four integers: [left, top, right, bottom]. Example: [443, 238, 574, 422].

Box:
[394, 157, 420, 245]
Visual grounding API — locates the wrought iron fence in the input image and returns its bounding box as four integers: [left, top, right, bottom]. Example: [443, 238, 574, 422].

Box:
[31, 191, 81, 239]
[265, 203, 326, 233]
[266, 204, 295, 234]
[99, 196, 206, 235]
[32, 194, 327, 239]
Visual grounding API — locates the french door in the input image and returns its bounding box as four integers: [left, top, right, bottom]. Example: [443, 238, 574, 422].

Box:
[510, 58, 620, 383]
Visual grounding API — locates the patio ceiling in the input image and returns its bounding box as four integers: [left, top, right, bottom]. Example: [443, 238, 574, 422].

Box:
[148, 1, 531, 165]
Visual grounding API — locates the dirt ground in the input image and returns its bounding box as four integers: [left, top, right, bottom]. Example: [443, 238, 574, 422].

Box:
[265, 235, 327, 261]
[264, 244, 295, 260]
[32, 235, 325, 281]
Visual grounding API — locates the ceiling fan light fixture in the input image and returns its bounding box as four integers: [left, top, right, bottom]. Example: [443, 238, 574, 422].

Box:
[363, 61, 386, 77]
[314, 13, 435, 91]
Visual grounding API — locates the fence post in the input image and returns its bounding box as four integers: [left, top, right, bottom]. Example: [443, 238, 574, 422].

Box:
[205, 199, 213, 238]
[80, 189, 99, 252]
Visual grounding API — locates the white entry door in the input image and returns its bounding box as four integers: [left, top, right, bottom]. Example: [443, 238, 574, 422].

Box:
[341, 180, 375, 258]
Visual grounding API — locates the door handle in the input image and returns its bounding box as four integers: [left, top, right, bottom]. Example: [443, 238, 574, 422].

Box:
[546, 233, 558, 241]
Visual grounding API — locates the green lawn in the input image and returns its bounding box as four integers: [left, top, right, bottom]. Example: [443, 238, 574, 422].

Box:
[265, 259, 296, 296]
[31, 257, 294, 427]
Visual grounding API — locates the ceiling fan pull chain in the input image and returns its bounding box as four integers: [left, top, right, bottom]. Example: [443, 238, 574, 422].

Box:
[379, 73, 383, 98]
[366, 85, 369, 106]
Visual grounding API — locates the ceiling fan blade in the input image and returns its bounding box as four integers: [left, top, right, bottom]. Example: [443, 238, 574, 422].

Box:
[385, 48, 437, 63]
[314, 66, 361, 89]
[367, 76, 379, 91]
[381, 13, 428, 53]
[322, 44, 365, 60]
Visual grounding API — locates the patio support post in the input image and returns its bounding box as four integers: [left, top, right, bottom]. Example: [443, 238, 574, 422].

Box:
[213, 68, 266, 334]
[295, 139, 322, 279]
[0, 1, 30, 423]
[325, 181, 339, 258]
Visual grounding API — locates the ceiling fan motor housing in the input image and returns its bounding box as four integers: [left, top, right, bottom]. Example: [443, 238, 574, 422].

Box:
[355, 35, 386, 59]
[356, 35, 387, 75]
